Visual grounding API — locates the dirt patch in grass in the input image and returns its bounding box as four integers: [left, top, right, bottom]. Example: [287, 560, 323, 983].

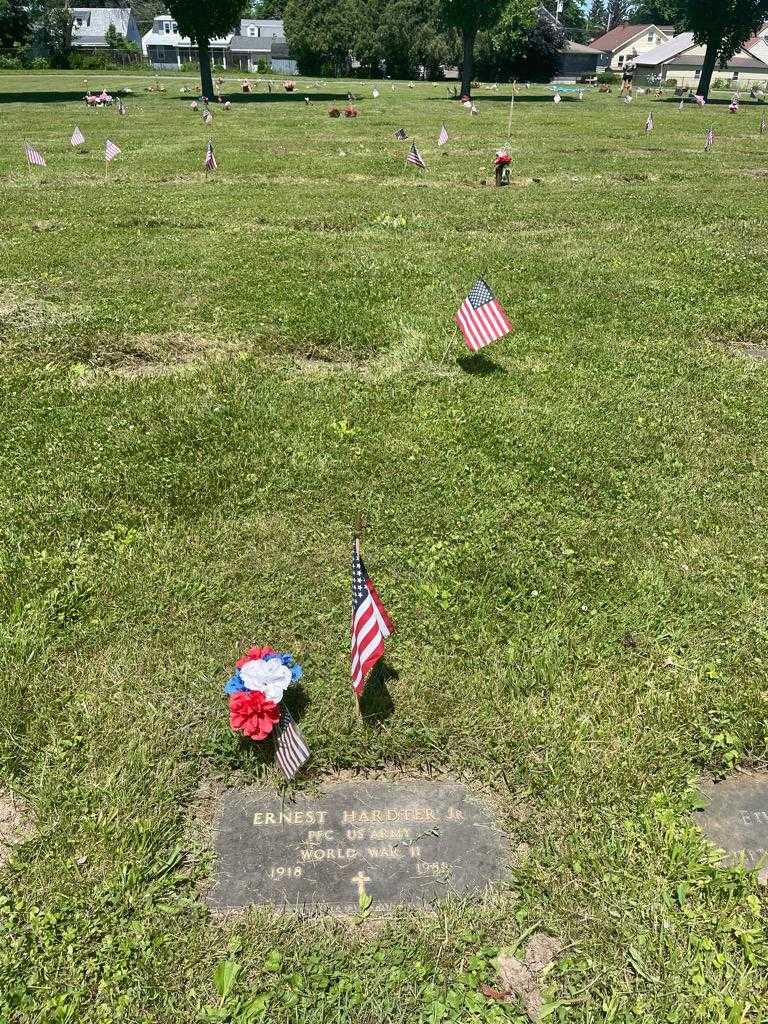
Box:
[0, 789, 32, 869]
[481, 932, 564, 1021]
[80, 333, 245, 379]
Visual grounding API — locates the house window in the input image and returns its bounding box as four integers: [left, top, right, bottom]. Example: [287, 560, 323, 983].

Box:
[248, 26, 256, 36]
[164, 22, 171, 33]
[694, 68, 701, 77]
[647, 31, 654, 41]
[617, 55, 624, 66]
[733, 71, 739, 80]
[172, 23, 177, 32]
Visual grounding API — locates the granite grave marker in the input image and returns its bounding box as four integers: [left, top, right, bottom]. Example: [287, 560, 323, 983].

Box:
[209, 779, 509, 912]
[696, 772, 768, 881]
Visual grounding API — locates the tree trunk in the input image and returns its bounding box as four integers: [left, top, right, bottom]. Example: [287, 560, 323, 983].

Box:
[460, 28, 476, 98]
[697, 38, 720, 100]
[198, 36, 214, 101]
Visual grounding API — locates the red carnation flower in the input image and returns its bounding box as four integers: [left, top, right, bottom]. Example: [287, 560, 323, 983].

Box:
[235, 646, 276, 669]
[229, 690, 280, 740]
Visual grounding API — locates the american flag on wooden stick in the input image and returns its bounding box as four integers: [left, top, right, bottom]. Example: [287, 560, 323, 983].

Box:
[645, 111, 654, 133]
[105, 139, 121, 162]
[351, 537, 394, 695]
[454, 279, 513, 352]
[393, 127, 407, 140]
[705, 127, 714, 151]
[406, 140, 426, 169]
[274, 707, 310, 780]
[204, 139, 217, 171]
[761, 114, 766, 135]
[70, 126, 85, 147]
[438, 124, 449, 146]
[25, 142, 45, 167]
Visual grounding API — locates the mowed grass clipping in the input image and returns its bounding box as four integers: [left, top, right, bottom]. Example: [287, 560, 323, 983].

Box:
[1, 71, 768, 1023]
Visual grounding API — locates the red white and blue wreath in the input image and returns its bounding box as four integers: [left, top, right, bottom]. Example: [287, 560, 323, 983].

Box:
[225, 647, 310, 778]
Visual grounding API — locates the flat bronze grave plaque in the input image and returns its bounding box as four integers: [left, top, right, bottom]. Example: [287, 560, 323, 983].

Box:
[209, 779, 509, 912]
[697, 773, 768, 881]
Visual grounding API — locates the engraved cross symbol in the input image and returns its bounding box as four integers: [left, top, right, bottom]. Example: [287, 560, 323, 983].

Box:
[350, 870, 371, 896]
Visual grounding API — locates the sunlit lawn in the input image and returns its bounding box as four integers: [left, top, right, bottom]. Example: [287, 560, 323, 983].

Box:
[1, 69, 768, 1024]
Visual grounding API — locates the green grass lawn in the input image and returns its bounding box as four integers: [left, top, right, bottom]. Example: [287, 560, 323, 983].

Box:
[2, 69, 768, 1024]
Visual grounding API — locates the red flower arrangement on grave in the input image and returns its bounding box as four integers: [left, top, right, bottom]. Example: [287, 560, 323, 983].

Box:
[283, 80, 296, 92]
[344, 106, 359, 118]
[229, 690, 281, 740]
[494, 151, 512, 167]
[225, 646, 303, 741]
[329, 107, 341, 117]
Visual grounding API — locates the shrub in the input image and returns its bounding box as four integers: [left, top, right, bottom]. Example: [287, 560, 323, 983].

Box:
[713, 78, 730, 90]
[597, 71, 618, 84]
[257, 59, 269, 73]
[70, 53, 111, 70]
[180, 62, 198, 72]
[0, 55, 23, 69]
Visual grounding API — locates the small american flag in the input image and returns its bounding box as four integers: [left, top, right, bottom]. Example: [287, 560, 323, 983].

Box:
[204, 139, 217, 171]
[351, 537, 393, 695]
[274, 707, 310, 780]
[25, 143, 45, 167]
[705, 127, 714, 151]
[761, 114, 766, 135]
[454, 279, 513, 352]
[678, 98, 684, 111]
[117, 97, 126, 115]
[203, 109, 213, 125]
[438, 124, 449, 146]
[393, 127, 407, 140]
[105, 139, 121, 162]
[70, 126, 85, 147]
[645, 112, 654, 133]
[406, 141, 426, 169]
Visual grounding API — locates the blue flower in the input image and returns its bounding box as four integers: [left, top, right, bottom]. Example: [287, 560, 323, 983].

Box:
[224, 672, 246, 695]
[290, 664, 303, 683]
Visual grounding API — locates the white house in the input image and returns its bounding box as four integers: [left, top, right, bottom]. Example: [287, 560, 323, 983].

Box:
[228, 20, 296, 73]
[590, 23, 674, 71]
[634, 31, 768, 88]
[71, 7, 142, 50]
[142, 14, 296, 73]
[142, 13, 233, 69]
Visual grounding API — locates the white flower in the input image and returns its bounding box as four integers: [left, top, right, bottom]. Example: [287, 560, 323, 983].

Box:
[240, 658, 292, 703]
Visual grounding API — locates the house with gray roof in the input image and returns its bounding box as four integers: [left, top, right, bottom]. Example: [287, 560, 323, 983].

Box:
[634, 31, 768, 87]
[142, 13, 296, 73]
[71, 7, 142, 50]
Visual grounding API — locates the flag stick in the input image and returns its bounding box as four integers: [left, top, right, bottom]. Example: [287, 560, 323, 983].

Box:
[353, 513, 365, 721]
[506, 91, 514, 143]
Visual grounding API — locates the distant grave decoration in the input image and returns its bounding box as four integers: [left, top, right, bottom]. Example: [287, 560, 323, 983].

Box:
[224, 646, 310, 780]
[84, 91, 113, 107]
[283, 80, 296, 93]
[241, 79, 252, 93]
[329, 107, 341, 118]
[494, 150, 511, 187]
[344, 106, 359, 118]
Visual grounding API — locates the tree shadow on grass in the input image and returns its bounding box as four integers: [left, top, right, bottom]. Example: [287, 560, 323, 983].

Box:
[457, 351, 506, 376]
[359, 662, 396, 726]
[181, 91, 352, 104]
[428, 93, 579, 103]
[0, 90, 91, 104]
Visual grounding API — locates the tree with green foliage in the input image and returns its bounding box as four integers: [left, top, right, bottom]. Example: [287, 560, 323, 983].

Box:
[438, 0, 507, 96]
[629, 0, 675, 21]
[557, 0, 588, 44]
[29, 0, 73, 65]
[669, 0, 768, 98]
[586, 0, 607, 35]
[166, 0, 248, 99]
[283, 0, 354, 75]
[248, 0, 284, 17]
[475, 0, 535, 80]
[370, 0, 455, 80]
[0, 0, 32, 50]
